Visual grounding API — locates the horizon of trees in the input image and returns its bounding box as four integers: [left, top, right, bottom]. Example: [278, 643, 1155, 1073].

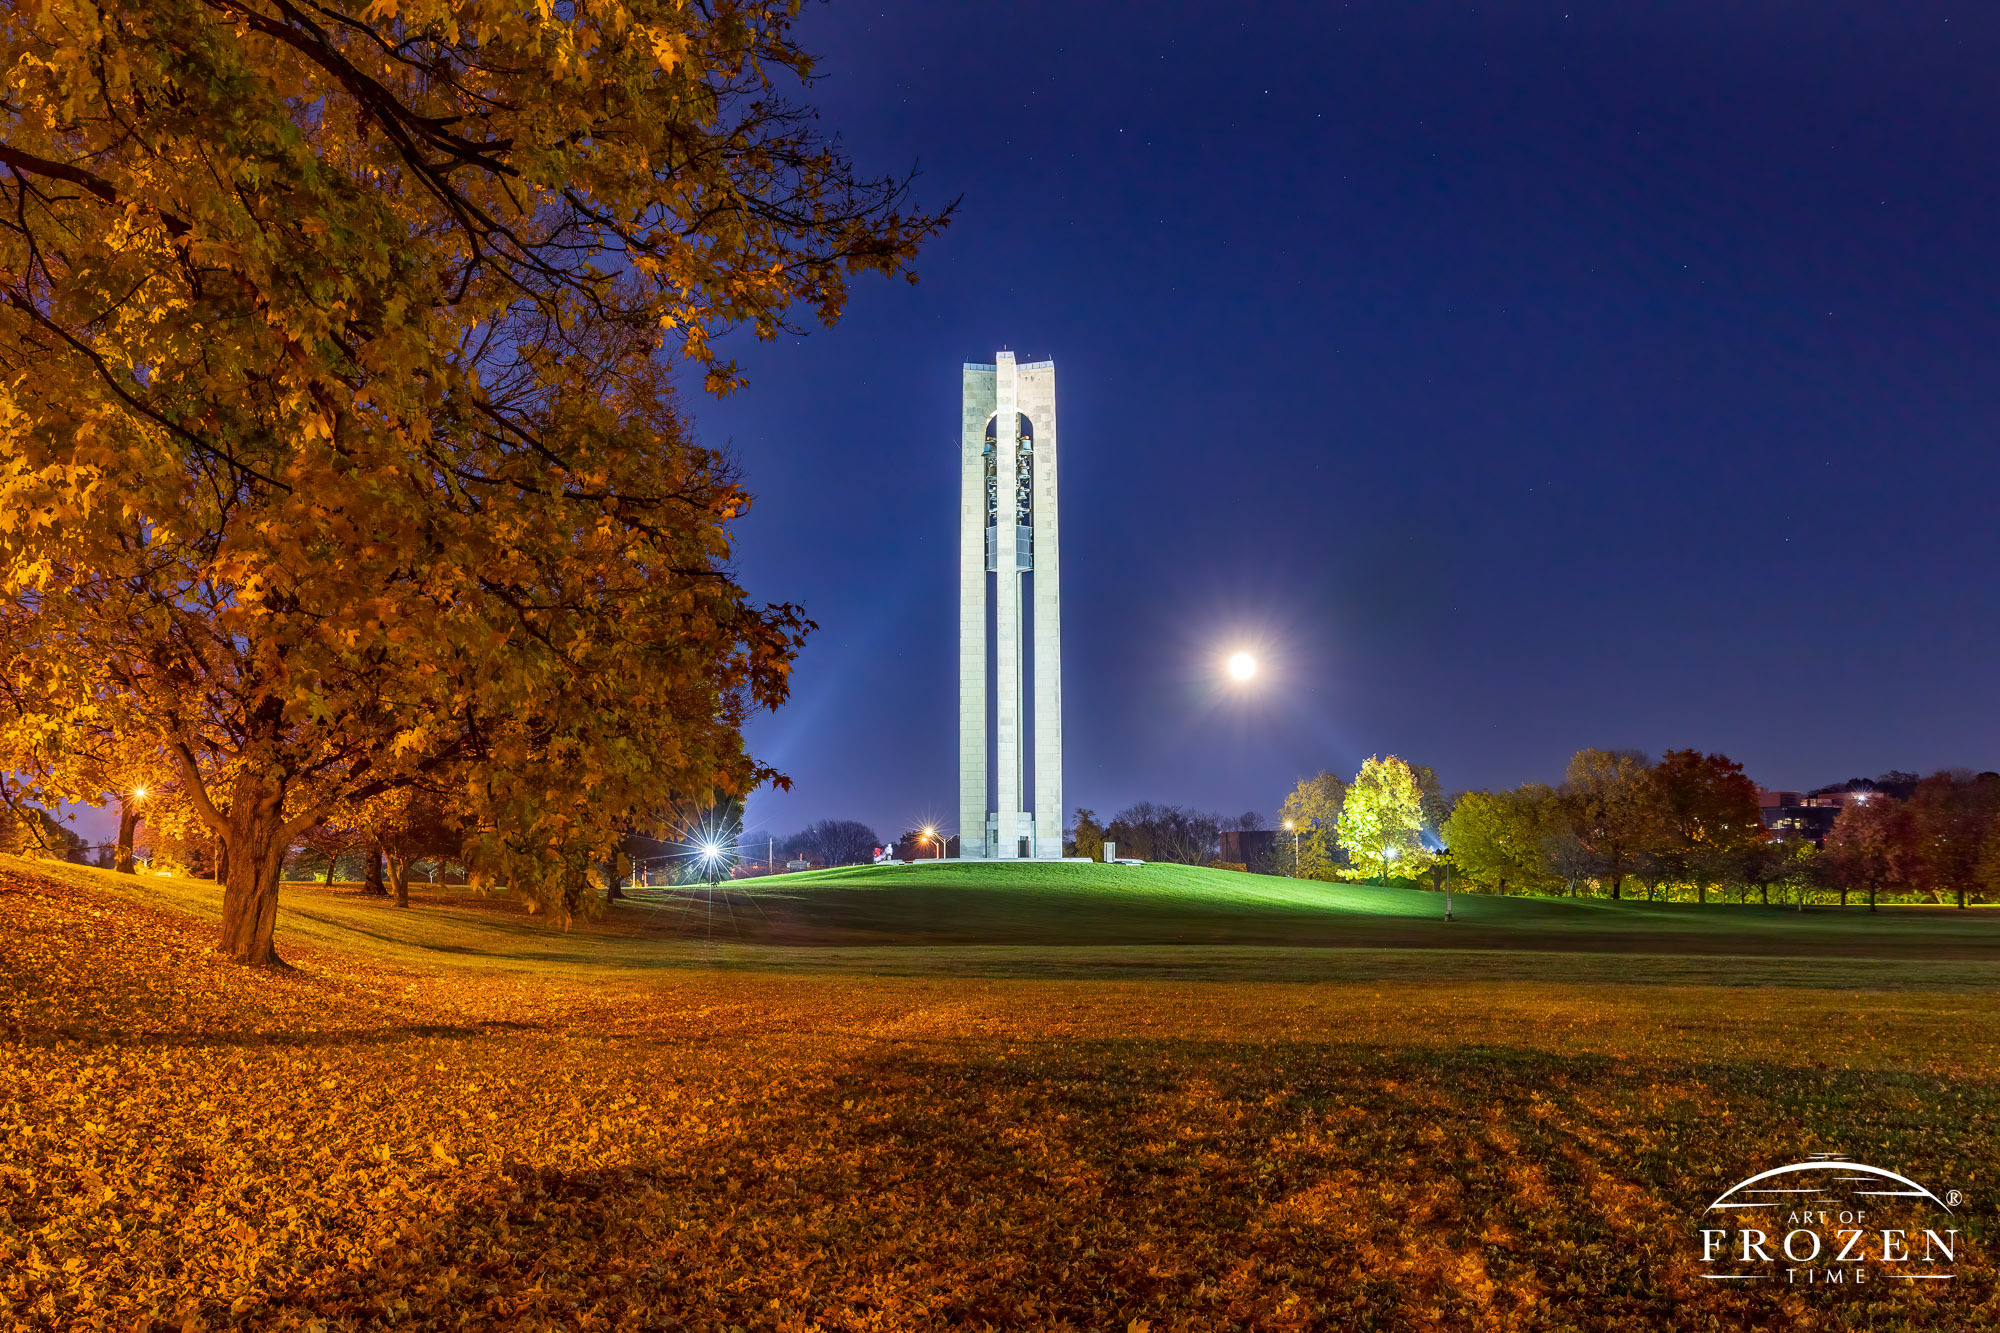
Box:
[1254, 752, 2000, 909]
[1068, 805, 1264, 867]
[779, 820, 882, 870]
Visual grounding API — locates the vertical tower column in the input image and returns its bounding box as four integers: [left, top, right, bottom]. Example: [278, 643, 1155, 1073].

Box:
[1021, 362, 1062, 858]
[958, 363, 994, 859]
[959, 349, 1060, 862]
[990, 351, 1022, 858]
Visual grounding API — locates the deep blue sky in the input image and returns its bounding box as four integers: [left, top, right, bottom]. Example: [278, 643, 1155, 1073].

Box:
[708, 1, 2000, 846]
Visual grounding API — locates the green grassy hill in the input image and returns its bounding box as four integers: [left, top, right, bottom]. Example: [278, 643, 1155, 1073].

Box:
[675, 859, 2000, 957]
[24, 855, 2000, 988]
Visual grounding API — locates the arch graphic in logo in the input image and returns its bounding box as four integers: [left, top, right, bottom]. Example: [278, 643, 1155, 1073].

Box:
[1699, 1155, 1960, 1287]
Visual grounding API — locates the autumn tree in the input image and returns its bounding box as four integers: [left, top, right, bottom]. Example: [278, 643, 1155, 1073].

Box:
[1443, 785, 1556, 896]
[293, 817, 365, 888]
[372, 791, 462, 908]
[1337, 756, 1432, 885]
[1278, 772, 1347, 880]
[1557, 749, 1652, 899]
[1648, 750, 1763, 906]
[1825, 795, 1917, 912]
[1977, 817, 2000, 905]
[0, 0, 947, 963]
[1739, 834, 1815, 909]
[1538, 829, 1597, 898]
[1909, 771, 2000, 910]
[1069, 809, 1106, 862]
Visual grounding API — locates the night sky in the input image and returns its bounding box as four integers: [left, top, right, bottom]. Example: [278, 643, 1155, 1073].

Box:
[704, 1, 2000, 848]
[68, 3, 2000, 851]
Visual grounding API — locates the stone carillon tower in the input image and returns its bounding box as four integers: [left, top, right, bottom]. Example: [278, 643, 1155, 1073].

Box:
[959, 351, 1062, 859]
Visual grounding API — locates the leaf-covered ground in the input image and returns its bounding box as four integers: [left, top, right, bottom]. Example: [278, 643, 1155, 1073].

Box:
[3, 861, 1997, 1331]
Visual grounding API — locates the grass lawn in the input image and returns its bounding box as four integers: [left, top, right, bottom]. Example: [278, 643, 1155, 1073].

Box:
[4, 855, 1997, 1330]
[676, 860, 2000, 958]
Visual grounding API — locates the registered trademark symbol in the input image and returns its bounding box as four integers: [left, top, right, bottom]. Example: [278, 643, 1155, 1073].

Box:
[1948, 1191, 1962, 1208]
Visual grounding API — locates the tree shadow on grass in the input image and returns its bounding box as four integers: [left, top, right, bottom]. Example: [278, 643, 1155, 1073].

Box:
[221, 1037, 1993, 1333]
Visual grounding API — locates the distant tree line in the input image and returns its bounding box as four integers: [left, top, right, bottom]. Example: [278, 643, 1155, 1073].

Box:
[1067, 805, 1264, 865]
[777, 820, 882, 869]
[1255, 750, 2000, 910]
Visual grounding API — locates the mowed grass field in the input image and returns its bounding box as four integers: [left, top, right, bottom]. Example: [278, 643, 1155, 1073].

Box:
[640, 860, 2000, 959]
[4, 855, 1999, 1331]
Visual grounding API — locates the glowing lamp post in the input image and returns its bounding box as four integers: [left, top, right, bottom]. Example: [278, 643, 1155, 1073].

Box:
[1282, 819, 1299, 877]
[115, 786, 148, 875]
[919, 827, 946, 859]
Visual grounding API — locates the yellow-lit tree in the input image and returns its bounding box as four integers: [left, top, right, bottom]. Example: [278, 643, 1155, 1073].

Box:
[1278, 771, 1346, 879]
[1069, 809, 1106, 862]
[1336, 755, 1433, 886]
[0, 0, 947, 963]
[1441, 784, 1558, 896]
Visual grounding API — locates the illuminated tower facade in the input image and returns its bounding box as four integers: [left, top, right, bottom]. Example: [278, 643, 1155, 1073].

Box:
[959, 351, 1062, 859]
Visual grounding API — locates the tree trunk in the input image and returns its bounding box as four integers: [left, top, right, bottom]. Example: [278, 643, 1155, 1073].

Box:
[1839, 886, 1848, 908]
[215, 785, 290, 966]
[215, 839, 229, 886]
[323, 858, 336, 887]
[389, 855, 410, 908]
[1497, 877, 1507, 898]
[114, 801, 142, 874]
[1697, 880, 1706, 905]
[1869, 882, 1878, 913]
[363, 843, 387, 896]
[1759, 882, 1768, 905]
[1959, 883, 1967, 910]
[1608, 872, 1622, 900]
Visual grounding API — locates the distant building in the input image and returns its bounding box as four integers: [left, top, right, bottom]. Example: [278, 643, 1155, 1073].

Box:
[1757, 784, 1887, 847]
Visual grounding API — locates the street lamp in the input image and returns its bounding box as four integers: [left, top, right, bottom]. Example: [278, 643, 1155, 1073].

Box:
[919, 826, 946, 859]
[1282, 819, 1299, 877]
[1431, 844, 1454, 922]
[116, 786, 149, 875]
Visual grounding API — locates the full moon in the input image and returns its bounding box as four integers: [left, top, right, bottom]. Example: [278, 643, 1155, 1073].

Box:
[1226, 651, 1257, 681]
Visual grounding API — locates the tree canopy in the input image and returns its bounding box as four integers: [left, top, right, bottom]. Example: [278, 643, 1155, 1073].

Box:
[0, 0, 948, 962]
[1336, 755, 1432, 885]
[1278, 771, 1346, 880]
[1441, 785, 1556, 896]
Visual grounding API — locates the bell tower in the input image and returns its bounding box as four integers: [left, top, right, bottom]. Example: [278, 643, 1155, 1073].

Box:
[958, 351, 1062, 858]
